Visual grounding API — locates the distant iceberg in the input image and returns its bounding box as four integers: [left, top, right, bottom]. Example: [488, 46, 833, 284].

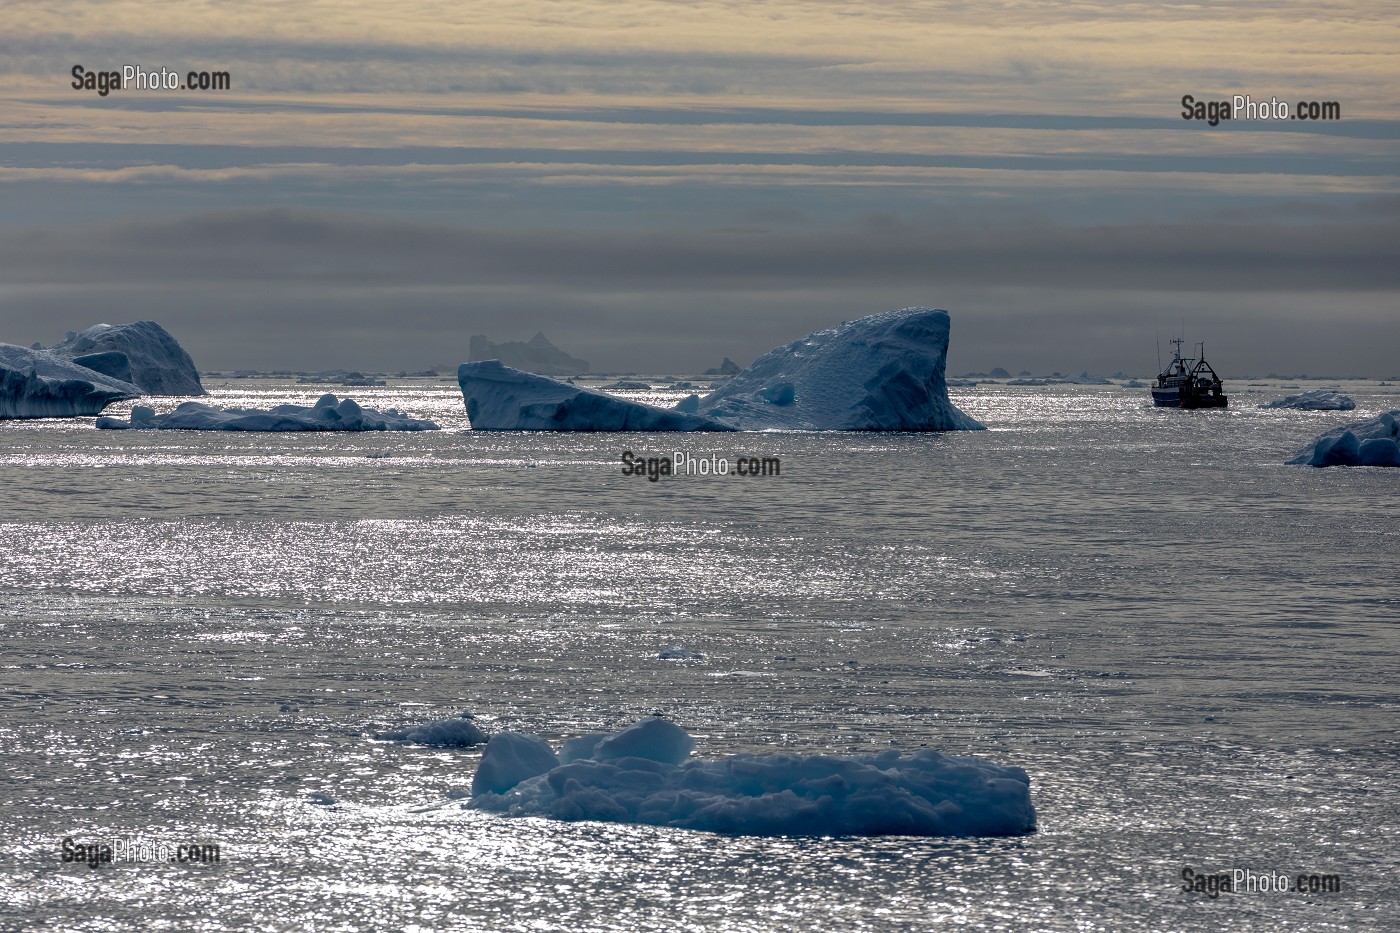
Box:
[458, 360, 733, 431]
[468, 332, 588, 376]
[697, 308, 982, 430]
[467, 717, 1036, 837]
[459, 308, 981, 432]
[96, 393, 439, 431]
[1262, 389, 1356, 411]
[52, 321, 205, 396]
[376, 715, 489, 747]
[0, 344, 142, 419]
[1289, 410, 1400, 467]
[703, 357, 742, 377]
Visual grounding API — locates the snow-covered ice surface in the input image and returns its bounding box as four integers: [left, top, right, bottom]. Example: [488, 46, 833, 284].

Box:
[1288, 409, 1400, 467]
[0, 343, 141, 418]
[459, 360, 733, 431]
[1262, 389, 1356, 411]
[95, 393, 439, 431]
[698, 308, 982, 430]
[52, 321, 205, 396]
[1, 376, 1398, 931]
[470, 718, 1036, 837]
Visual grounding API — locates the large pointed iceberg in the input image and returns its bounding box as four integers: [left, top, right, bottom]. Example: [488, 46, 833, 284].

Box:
[458, 308, 981, 432]
[697, 308, 981, 430]
[458, 360, 734, 431]
[96, 393, 439, 431]
[467, 718, 1036, 837]
[52, 321, 205, 396]
[0, 344, 142, 419]
[1289, 410, 1400, 467]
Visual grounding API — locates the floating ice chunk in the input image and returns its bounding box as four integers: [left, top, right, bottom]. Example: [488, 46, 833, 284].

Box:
[470, 720, 1036, 837]
[52, 321, 205, 396]
[1289, 410, 1400, 467]
[458, 360, 733, 431]
[377, 716, 489, 747]
[96, 394, 439, 431]
[699, 308, 983, 431]
[0, 344, 142, 419]
[592, 717, 694, 765]
[1263, 389, 1356, 411]
[471, 732, 560, 796]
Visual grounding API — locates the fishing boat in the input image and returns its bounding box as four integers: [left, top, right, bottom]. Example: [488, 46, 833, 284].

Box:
[1152, 338, 1228, 408]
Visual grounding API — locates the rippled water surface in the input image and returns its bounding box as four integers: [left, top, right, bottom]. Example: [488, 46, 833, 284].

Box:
[2, 380, 1397, 931]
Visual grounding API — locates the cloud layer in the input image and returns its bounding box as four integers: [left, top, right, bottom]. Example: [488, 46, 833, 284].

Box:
[1, 1, 1396, 374]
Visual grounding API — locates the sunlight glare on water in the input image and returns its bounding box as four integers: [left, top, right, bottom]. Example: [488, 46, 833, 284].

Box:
[1, 378, 1397, 931]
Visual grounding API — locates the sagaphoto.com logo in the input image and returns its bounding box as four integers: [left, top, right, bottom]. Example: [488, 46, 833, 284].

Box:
[620, 450, 781, 482]
[71, 64, 231, 97]
[61, 835, 221, 868]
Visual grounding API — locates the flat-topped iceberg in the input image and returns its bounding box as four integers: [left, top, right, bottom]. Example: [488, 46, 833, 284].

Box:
[1289, 410, 1400, 467]
[0, 344, 142, 419]
[467, 717, 1036, 837]
[96, 393, 439, 431]
[697, 307, 982, 430]
[459, 308, 981, 432]
[52, 321, 205, 396]
[458, 360, 733, 431]
[1263, 389, 1356, 411]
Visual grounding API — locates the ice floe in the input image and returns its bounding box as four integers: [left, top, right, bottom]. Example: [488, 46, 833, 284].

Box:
[376, 716, 489, 747]
[1262, 389, 1356, 411]
[468, 718, 1036, 836]
[96, 393, 439, 431]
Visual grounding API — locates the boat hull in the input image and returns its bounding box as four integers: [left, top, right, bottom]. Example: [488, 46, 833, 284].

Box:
[1152, 387, 1228, 408]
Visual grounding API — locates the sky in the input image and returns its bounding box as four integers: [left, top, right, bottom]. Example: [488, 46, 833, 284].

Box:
[1, 1, 1397, 376]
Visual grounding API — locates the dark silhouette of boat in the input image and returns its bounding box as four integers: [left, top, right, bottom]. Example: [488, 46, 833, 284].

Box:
[1152, 339, 1228, 408]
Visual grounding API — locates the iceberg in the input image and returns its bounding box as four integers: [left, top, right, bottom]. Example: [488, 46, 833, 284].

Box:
[0, 344, 142, 419]
[1262, 389, 1356, 411]
[52, 321, 205, 396]
[697, 308, 982, 430]
[1289, 410, 1400, 467]
[468, 718, 1036, 837]
[458, 308, 981, 432]
[702, 357, 742, 377]
[376, 715, 489, 747]
[96, 393, 439, 431]
[458, 360, 734, 431]
[468, 332, 588, 376]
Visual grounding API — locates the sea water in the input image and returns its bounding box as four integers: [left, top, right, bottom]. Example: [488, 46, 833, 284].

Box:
[1, 379, 1396, 931]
